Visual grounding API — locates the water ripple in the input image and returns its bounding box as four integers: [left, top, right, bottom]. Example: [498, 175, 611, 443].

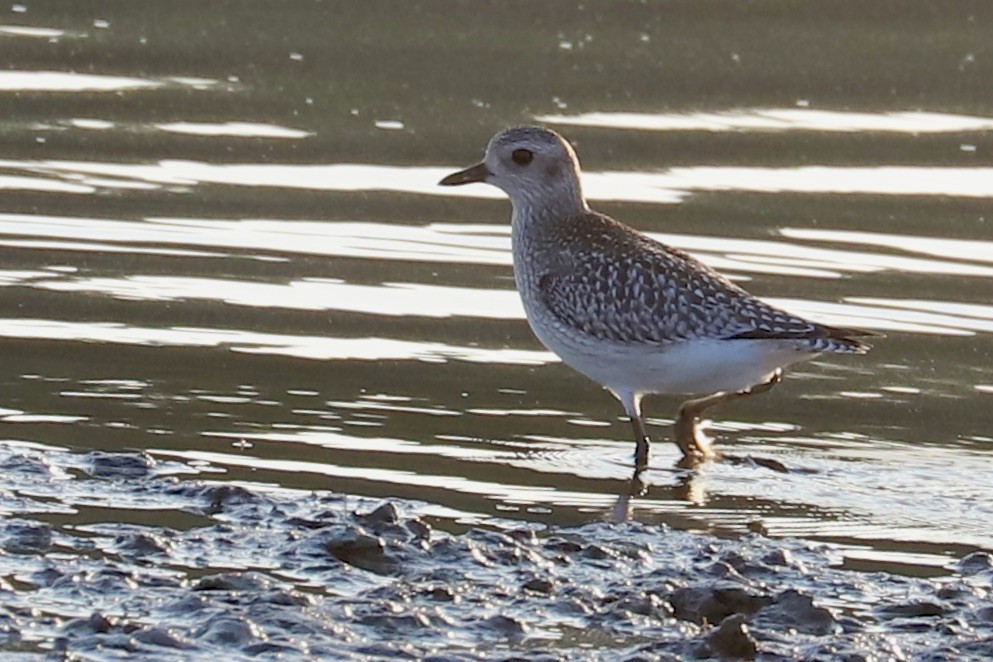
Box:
[538, 108, 993, 134]
[0, 319, 556, 365]
[17, 268, 993, 336]
[0, 71, 219, 92]
[1, 214, 989, 282]
[3, 159, 993, 203]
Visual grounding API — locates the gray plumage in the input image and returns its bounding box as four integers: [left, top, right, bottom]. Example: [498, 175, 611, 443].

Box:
[440, 125, 876, 465]
[529, 209, 870, 354]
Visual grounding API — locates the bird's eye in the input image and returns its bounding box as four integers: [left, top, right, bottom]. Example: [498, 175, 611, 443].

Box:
[511, 149, 534, 166]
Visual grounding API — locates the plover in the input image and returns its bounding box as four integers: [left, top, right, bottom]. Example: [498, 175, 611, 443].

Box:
[440, 126, 873, 469]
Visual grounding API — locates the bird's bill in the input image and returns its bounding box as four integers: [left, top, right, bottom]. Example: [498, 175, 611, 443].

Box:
[438, 162, 490, 186]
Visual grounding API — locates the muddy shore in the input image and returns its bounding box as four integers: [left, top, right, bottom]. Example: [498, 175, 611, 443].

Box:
[0, 446, 990, 660]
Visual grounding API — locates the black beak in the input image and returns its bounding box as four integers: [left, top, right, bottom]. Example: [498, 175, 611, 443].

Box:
[438, 162, 490, 186]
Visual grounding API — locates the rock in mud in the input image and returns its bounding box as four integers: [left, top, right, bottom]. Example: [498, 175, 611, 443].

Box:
[669, 583, 771, 624]
[879, 600, 947, 618]
[484, 614, 529, 639]
[194, 615, 265, 646]
[323, 526, 397, 574]
[751, 589, 839, 636]
[522, 576, 555, 594]
[194, 571, 274, 592]
[959, 551, 993, 576]
[132, 626, 194, 649]
[423, 584, 457, 602]
[2, 520, 52, 554]
[115, 531, 174, 557]
[357, 501, 400, 526]
[199, 483, 264, 513]
[87, 451, 156, 479]
[705, 613, 758, 660]
[0, 453, 54, 476]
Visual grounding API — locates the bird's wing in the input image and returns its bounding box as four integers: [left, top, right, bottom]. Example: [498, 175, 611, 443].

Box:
[535, 212, 868, 352]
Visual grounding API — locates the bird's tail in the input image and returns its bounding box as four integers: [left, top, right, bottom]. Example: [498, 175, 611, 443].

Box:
[817, 326, 882, 355]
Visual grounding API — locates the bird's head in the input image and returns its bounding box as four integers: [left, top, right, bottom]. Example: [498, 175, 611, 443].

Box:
[440, 126, 587, 214]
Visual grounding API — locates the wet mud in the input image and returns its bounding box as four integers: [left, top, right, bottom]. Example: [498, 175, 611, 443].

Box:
[0, 446, 991, 660]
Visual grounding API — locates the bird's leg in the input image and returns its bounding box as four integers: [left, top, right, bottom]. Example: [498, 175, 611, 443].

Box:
[614, 390, 649, 471]
[674, 369, 783, 459]
[630, 414, 650, 471]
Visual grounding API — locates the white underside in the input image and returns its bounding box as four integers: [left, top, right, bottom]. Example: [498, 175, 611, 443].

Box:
[531, 316, 817, 397]
[573, 337, 810, 394]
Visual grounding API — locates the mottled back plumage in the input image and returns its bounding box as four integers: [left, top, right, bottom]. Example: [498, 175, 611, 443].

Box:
[531, 210, 871, 354]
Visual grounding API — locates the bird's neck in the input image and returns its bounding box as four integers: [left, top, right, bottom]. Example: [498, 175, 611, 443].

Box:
[509, 190, 589, 296]
[508, 186, 588, 237]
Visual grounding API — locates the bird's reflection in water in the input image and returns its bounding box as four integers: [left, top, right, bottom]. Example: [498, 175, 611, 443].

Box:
[610, 460, 712, 523]
[609, 453, 790, 523]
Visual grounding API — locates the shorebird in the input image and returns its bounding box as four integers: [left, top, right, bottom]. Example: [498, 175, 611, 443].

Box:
[440, 126, 873, 470]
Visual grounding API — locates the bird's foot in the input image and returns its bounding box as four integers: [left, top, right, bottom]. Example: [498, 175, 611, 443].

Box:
[743, 368, 783, 396]
[674, 410, 718, 461]
[671, 370, 784, 467]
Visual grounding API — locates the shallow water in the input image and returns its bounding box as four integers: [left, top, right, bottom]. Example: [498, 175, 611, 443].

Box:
[1, 0, 993, 656]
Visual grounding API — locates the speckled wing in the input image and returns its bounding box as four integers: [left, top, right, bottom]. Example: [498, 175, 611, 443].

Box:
[534, 212, 870, 353]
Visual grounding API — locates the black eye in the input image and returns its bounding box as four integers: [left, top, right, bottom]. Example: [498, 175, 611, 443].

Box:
[511, 149, 534, 166]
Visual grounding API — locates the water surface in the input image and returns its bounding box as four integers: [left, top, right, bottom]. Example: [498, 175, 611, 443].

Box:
[1, 1, 992, 593]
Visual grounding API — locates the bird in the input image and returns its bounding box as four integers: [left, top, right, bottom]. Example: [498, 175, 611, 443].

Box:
[439, 126, 874, 470]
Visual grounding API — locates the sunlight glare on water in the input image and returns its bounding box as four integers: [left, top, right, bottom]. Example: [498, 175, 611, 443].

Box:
[2, 158, 993, 205]
[0, 319, 556, 364]
[537, 108, 993, 133]
[0, 6, 991, 584]
[0, 70, 220, 91]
